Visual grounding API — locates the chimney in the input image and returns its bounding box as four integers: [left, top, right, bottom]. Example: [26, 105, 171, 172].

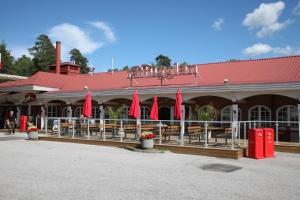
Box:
[56, 41, 61, 74]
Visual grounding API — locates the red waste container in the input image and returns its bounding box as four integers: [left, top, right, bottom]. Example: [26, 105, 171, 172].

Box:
[19, 116, 28, 132]
[263, 128, 274, 158]
[248, 128, 264, 159]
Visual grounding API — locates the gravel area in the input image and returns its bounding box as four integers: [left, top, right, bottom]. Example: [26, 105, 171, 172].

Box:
[0, 133, 300, 200]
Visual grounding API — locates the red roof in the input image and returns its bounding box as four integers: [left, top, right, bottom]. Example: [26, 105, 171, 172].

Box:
[1, 55, 300, 93]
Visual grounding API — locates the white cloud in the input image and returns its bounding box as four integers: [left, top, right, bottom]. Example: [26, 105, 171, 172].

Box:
[90, 21, 116, 43]
[243, 43, 293, 56]
[243, 1, 291, 38]
[293, 0, 300, 15]
[48, 23, 103, 58]
[212, 18, 224, 31]
[10, 46, 32, 59]
[243, 43, 273, 56]
[272, 46, 293, 55]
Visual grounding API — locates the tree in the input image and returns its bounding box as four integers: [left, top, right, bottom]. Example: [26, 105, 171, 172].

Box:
[122, 65, 129, 71]
[227, 59, 240, 62]
[29, 35, 56, 73]
[155, 54, 171, 68]
[0, 41, 14, 74]
[179, 61, 189, 66]
[107, 68, 119, 72]
[69, 48, 89, 74]
[11, 55, 34, 76]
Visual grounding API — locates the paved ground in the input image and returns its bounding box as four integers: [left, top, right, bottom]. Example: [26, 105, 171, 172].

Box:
[0, 133, 299, 200]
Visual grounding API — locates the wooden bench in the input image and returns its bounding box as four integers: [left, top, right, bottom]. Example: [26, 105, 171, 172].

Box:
[186, 126, 205, 144]
[124, 124, 137, 138]
[141, 124, 157, 132]
[215, 128, 233, 146]
[163, 125, 180, 141]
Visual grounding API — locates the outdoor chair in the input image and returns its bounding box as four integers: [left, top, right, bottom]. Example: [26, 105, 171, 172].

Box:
[215, 127, 233, 147]
[60, 122, 74, 136]
[186, 126, 205, 144]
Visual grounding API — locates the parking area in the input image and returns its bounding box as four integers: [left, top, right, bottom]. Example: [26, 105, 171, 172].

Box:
[0, 133, 299, 200]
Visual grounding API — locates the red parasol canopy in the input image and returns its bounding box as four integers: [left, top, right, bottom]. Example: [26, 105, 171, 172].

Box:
[150, 96, 159, 120]
[174, 88, 182, 120]
[129, 90, 140, 119]
[82, 92, 92, 118]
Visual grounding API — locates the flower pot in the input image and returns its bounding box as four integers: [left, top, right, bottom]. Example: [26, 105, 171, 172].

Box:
[28, 131, 38, 140]
[141, 139, 154, 149]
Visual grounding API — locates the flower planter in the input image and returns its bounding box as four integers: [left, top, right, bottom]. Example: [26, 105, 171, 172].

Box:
[28, 131, 38, 140]
[141, 139, 154, 149]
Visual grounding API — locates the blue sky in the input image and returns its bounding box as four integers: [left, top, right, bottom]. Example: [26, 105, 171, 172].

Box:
[1, 0, 300, 72]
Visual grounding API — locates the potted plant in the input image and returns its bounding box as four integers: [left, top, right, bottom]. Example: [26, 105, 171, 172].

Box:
[140, 131, 156, 149]
[105, 105, 126, 136]
[195, 103, 218, 140]
[197, 103, 218, 121]
[27, 123, 39, 140]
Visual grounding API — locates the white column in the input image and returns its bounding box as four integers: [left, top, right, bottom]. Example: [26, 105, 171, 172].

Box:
[137, 106, 141, 137]
[232, 103, 238, 149]
[99, 105, 104, 132]
[67, 105, 72, 119]
[41, 106, 45, 130]
[180, 105, 185, 146]
[99, 106, 104, 120]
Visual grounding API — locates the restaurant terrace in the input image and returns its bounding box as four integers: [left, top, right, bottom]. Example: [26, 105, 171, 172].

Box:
[0, 42, 300, 157]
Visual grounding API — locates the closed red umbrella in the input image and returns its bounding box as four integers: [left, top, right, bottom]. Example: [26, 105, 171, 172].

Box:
[150, 96, 159, 120]
[129, 90, 140, 119]
[82, 92, 92, 118]
[174, 88, 182, 120]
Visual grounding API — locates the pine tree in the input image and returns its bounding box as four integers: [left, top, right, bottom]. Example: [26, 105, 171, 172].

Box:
[11, 55, 34, 76]
[0, 41, 14, 74]
[69, 48, 89, 74]
[29, 35, 56, 73]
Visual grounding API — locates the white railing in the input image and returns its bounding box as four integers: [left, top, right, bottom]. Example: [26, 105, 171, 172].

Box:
[37, 117, 300, 148]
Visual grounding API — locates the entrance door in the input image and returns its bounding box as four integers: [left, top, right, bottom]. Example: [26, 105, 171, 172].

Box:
[158, 107, 171, 121]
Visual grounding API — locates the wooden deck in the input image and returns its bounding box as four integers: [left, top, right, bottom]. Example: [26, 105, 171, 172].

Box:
[38, 135, 243, 159]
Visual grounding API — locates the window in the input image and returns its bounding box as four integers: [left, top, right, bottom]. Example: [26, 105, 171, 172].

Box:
[141, 106, 150, 120]
[221, 106, 241, 121]
[92, 107, 100, 119]
[74, 107, 83, 117]
[47, 106, 58, 117]
[277, 105, 298, 128]
[248, 105, 271, 127]
[62, 107, 68, 117]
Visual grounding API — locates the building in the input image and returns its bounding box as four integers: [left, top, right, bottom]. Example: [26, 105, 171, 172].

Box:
[0, 42, 299, 141]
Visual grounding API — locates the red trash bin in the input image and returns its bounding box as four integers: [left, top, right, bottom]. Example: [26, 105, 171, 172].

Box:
[19, 116, 28, 132]
[248, 128, 264, 159]
[263, 128, 274, 158]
